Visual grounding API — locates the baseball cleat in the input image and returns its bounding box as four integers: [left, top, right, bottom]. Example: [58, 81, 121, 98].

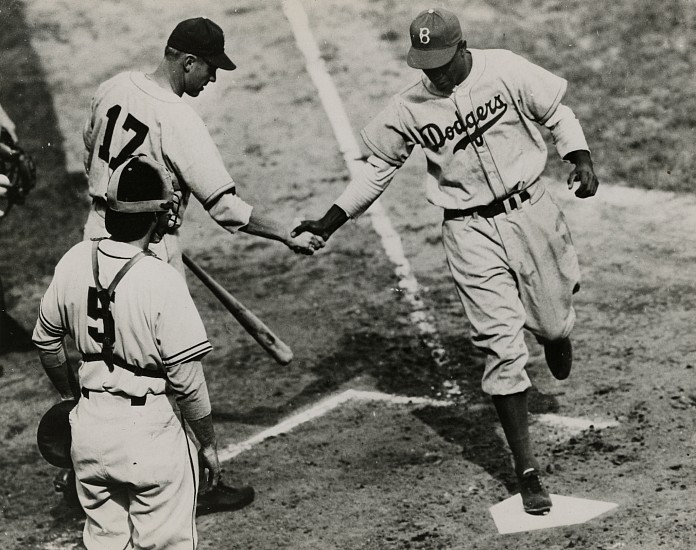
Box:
[543, 337, 572, 380]
[518, 468, 552, 515]
[196, 481, 255, 516]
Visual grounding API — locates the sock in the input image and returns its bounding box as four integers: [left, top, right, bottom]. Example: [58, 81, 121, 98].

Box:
[491, 390, 540, 476]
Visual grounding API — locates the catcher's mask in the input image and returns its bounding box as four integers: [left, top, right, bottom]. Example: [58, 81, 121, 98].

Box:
[107, 155, 182, 240]
[107, 155, 175, 213]
[37, 399, 77, 468]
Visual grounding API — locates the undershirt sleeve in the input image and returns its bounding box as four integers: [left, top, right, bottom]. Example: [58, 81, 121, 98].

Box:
[334, 155, 398, 218]
[543, 103, 590, 159]
[166, 360, 212, 421]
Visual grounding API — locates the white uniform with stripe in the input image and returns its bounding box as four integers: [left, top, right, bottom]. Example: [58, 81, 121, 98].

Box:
[33, 238, 212, 549]
[82, 71, 253, 273]
[336, 49, 590, 395]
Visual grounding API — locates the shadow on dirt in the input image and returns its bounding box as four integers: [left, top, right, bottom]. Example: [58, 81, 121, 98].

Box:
[0, 1, 87, 291]
[0, 1, 87, 357]
[213, 327, 560, 494]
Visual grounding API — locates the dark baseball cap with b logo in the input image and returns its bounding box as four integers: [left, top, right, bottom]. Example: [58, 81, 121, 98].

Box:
[167, 17, 236, 71]
[407, 8, 462, 69]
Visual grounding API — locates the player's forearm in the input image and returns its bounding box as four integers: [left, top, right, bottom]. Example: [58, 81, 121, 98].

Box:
[186, 413, 217, 449]
[240, 206, 294, 246]
[206, 191, 254, 233]
[167, 360, 213, 421]
[39, 354, 79, 401]
[316, 204, 349, 239]
[334, 155, 397, 218]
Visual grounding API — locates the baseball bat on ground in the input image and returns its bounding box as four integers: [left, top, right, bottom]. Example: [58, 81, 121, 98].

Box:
[182, 253, 293, 365]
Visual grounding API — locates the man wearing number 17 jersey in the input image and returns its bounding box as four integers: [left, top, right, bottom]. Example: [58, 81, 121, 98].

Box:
[83, 16, 316, 275]
[75, 17, 297, 516]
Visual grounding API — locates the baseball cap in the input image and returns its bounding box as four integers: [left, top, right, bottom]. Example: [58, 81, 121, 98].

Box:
[167, 17, 236, 70]
[407, 8, 462, 69]
[107, 156, 174, 213]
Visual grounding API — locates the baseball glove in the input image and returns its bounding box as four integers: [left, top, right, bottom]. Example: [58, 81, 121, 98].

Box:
[37, 399, 77, 469]
[0, 128, 36, 217]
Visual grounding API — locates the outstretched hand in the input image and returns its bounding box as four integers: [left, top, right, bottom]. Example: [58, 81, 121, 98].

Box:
[291, 219, 330, 240]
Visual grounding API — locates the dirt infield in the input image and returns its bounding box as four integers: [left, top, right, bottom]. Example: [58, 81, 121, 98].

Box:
[1, 1, 695, 549]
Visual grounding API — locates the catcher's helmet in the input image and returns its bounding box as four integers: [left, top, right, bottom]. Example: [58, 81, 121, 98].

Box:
[36, 400, 77, 468]
[107, 155, 174, 213]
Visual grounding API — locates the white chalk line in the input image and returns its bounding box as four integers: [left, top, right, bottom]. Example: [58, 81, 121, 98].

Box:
[280, 0, 454, 378]
[218, 389, 451, 461]
[219, 388, 618, 463]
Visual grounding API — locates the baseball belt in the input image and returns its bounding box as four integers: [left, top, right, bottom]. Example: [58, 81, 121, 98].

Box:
[444, 188, 532, 221]
[80, 387, 148, 407]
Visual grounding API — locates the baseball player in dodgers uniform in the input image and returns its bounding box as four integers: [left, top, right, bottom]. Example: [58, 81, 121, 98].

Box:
[293, 8, 599, 514]
[83, 17, 320, 275]
[33, 156, 219, 549]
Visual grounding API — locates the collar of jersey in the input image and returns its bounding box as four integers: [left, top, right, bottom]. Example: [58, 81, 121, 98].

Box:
[129, 71, 182, 103]
[421, 49, 486, 97]
[97, 239, 150, 260]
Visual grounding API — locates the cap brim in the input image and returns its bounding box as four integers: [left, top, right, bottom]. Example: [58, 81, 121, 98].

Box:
[204, 52, 236, 71]
[407, 44, 458, 69]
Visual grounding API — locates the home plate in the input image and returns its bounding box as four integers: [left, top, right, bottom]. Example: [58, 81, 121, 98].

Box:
[490, 494, 618, 534]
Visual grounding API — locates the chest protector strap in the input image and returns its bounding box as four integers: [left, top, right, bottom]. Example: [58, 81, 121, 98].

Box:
[91, 238, 153, 372]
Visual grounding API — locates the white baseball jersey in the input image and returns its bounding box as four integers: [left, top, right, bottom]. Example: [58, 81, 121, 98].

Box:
[336, 49, 589, 216]
[83, 71, 252, 232]
[33, 239, 212, 396]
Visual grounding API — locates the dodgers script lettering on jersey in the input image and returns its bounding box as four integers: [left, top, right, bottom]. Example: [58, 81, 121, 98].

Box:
[418, 94, 508, 152]
[360, 49, 570, 209]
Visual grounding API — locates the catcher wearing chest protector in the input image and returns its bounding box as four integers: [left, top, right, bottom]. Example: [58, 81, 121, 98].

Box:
[293, 8, 599, 516]
[33, 156, 231, 549]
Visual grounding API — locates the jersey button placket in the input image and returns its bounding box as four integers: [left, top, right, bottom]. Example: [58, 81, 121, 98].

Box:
[452, 92, 506, 200]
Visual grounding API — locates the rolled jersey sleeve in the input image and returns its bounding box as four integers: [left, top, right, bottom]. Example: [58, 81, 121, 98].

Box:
[335, 155, 398, 218]
[360, 97, 416, 168]
[205, 186, 254, 232]
[543, 103, 590, 159]
[164, 108, 251, 230]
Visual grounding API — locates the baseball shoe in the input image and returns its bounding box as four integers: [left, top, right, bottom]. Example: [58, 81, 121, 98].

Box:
[543, 337, 572, 380]
[54, 468, 81, 509]
[197, 481, 255, 516]
[518, 468, 552, 515]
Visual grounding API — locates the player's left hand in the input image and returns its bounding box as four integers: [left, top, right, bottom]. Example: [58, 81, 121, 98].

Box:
[566, 150, 599, 199]
[198, 445, 221, 494]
